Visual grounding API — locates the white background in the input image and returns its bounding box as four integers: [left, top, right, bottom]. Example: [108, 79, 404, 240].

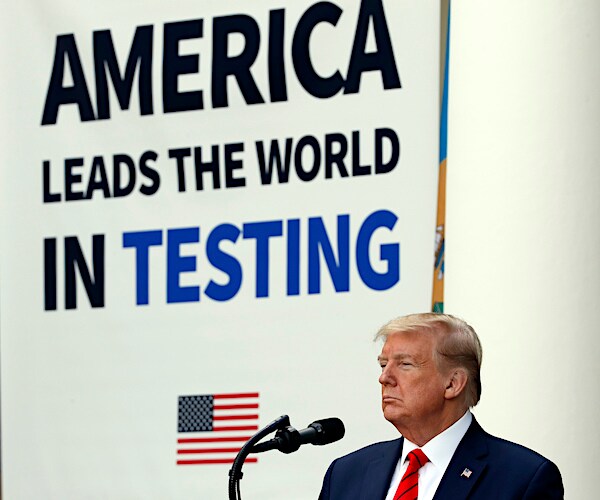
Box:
[0, 1, 440, 498]
[4, 0, 595, 499]
[447, 2, 600, 499]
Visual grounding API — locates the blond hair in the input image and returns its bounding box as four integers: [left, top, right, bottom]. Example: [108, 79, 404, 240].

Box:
[375, 313, 483, 407]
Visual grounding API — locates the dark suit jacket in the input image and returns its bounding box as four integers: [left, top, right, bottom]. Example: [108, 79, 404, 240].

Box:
[318, 418, 563, 499]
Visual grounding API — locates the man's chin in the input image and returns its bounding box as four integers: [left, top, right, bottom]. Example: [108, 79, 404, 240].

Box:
[382, 405, 406, 423]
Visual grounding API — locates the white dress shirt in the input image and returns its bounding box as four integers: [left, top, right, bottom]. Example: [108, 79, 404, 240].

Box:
[384, 411, 472, 500]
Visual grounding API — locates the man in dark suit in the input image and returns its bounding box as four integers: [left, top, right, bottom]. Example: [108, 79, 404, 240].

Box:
[319, 313, 563, 499]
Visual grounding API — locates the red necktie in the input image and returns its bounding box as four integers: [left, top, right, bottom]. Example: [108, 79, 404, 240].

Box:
[393, 449, 429, 500]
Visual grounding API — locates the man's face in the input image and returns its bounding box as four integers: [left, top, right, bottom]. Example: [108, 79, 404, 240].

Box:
[378, 331, 448, 432]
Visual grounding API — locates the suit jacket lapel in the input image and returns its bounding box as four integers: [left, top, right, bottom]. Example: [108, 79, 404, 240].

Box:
[359, 438, 404, 500]
[433, 417, 489, 500]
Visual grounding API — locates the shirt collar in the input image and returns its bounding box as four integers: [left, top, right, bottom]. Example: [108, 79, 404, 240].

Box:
[400, 410, 472, 471]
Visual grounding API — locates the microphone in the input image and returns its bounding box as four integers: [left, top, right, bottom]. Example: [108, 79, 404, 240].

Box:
[251, 417, 345, 454]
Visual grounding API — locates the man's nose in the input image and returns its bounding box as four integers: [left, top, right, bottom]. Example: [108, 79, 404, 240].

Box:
[379, 366, 396, 386]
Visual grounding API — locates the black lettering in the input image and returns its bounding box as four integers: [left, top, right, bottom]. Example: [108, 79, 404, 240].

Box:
[292, 2, 344, 99]
[294, 135, 321, 181]
[44, 238, 57, 311]
[256, 138, 293, 185]
[85, 156, 111, 199]
[65, 158, 85, 201]
[375, 127, 399, 174]
[345, 0, 401, 94]
[351, 130, 370, 175]
[224, 143, 246, 187]
[268, 9, 287, 103]
[325, 133, 349, 178]
[163, 20, 204, 113]
[93, 26, 154, 120]
[41, 34, 95, 125]
[139, 150, 160, 195]
[194, 145, 220, 190]
[169, 148, 191, 192]
[113, 154, 136, 197]
[43, 161, 61, 203]
[212, 15, 264, 108]
[65, 235, 105, 309]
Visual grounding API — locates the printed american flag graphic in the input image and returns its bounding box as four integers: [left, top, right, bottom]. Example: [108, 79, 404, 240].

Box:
[177, 392, 259, 465]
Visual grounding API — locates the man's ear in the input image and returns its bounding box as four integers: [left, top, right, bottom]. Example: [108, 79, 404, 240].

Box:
[444, 368, 468, 401]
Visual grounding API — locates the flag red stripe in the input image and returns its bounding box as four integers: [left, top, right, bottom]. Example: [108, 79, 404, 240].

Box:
[178, 447, 243, 454]
[214, 403, 259, 410]
[213, 393, 259, 399]
[177, 458, 258, 465]
[213, 414, 258, 421]
[178, 436, 251, 444]
[213, 425, 258, 431]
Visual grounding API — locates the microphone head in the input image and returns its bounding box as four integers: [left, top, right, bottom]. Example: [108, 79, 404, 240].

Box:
[309, 418, 345, 445]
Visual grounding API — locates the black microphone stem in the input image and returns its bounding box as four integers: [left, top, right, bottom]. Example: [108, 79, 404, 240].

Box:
[227, 415, 290, 500]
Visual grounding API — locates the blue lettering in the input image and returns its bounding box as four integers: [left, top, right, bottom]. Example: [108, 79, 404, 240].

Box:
[121, 209, 401, 306]
[356, 210, 399, 290]
[308, 215, 350, 294]
[167, 228, 200, 303]
[287, 219, 300, 296]
[243, 221, 283, 298]
[122, 230, 163, 305]
[205, 224, 242, 301]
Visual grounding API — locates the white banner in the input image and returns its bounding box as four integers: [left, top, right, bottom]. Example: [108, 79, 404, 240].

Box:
[0, 1, 440, 498]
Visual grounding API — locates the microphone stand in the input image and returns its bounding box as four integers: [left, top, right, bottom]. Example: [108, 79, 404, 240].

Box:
[228, 415, 290, 500]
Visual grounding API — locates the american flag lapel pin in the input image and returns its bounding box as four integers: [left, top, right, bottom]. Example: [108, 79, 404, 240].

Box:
[460, 468, 473, 479]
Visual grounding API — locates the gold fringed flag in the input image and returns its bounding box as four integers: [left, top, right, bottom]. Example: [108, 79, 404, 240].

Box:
[433, 1, 450, 313]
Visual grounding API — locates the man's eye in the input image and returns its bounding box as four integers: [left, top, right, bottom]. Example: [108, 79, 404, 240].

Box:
[401, 362, 413, 367]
